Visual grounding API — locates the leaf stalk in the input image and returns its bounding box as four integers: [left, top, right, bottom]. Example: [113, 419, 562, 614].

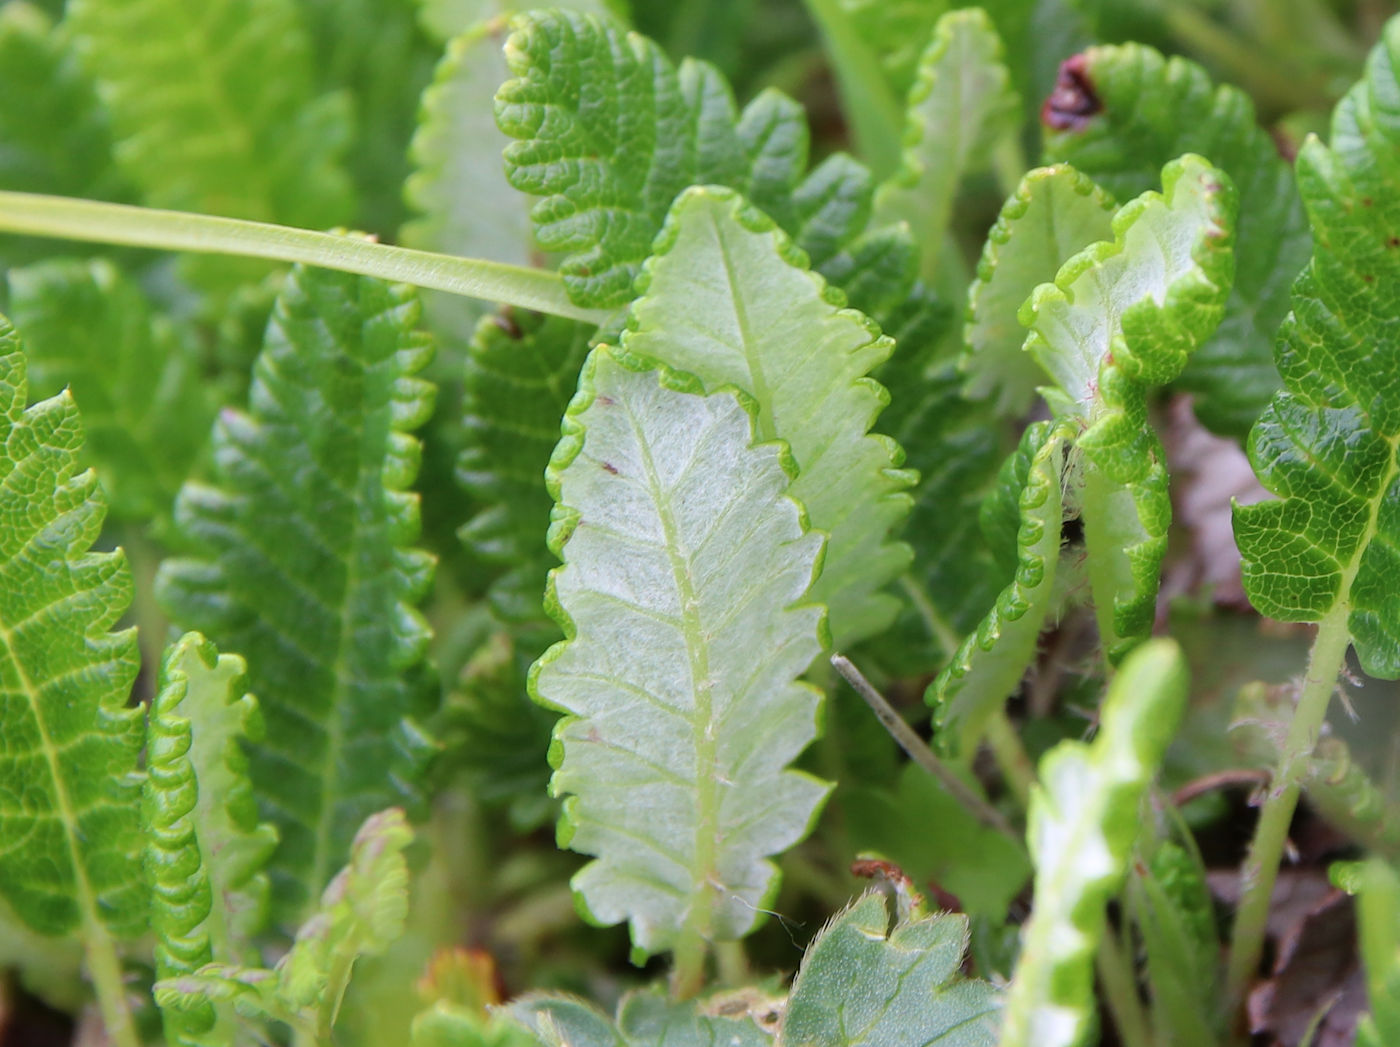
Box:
[0, 191, 609, 324]
[1223, 604, 1351, 1008]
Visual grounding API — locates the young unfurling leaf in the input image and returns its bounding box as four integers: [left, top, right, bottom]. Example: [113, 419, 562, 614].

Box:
[999, 639, 1188, 1047]
[144, 633, 278, 1047]
[1043, 44, 1309, 437]
[531, 347, 830, 973]
[157, 265, 439, 927]
[963, 165, 1115, 417]
[1024, 153, 1235, 660]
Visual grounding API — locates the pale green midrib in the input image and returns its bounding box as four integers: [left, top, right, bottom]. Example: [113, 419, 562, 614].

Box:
[0, 595, 136, 1046]
[181, 665, 236, 968]
[626, 395, 721, 947]
[1336, 430, 1400, 615]
[710, 212, 776, 444]
[306, 359, 389, 919]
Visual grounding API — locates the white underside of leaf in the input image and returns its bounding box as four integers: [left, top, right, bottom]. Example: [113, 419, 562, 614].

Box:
[535, 349, 830, 956]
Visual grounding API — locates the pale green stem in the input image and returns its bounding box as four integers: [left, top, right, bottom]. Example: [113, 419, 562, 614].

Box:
[1223, 605, 1350, 1009]
[831, 654, 1022, 844]
[0, 192, 610, 325]
[984, 710, 1035, 809]
[799, 0, 904, 178]
[85, 922, 142, 1047]
[714, 941, 750, 987]
[1096, 926, 1151, 1047]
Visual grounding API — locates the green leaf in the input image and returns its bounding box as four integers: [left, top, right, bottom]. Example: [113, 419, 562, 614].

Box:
[782, 889, 1002, 1047]
[8, 258, 216, 524]
[0, 2, 130, 266]
[1126, 842, 1220, 1047]
[66, 0, 353, 229]
[404, 18, 533, 340]
[0, 317, 144, 940]
[875, 8, 1020, 281]
[156, 808, 415, 1044]
[1357, 859, 1400, 1047]
[1232, 19, 1400, 678]
[1043, 43, 1310, 437]
[508, 988, 773, 1047]
[963, 165, 1116, 417]
[842, 761, 1031, 919]
[619, 187, 913, 646]
[495, 9, 918, 318]
[144, 632, 278, 1047]
[927, 422, 1068, 755]
[531, 346, 830, 960]
[417, 0, 621, 43]
[156, 265, 439, 926]
[299, 0, 438, 239]
[1023, 154, 1235, 659]
[458, 311, 592, 622]
[999, 639, 1188, 1047]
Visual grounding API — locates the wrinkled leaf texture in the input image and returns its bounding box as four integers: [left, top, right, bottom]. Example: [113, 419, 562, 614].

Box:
[157, 265, 438, 927]
[1234, 17, 1400, 678]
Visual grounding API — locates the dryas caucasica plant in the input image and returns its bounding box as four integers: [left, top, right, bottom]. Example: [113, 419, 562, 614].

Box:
[0, 3, 1396, 1047]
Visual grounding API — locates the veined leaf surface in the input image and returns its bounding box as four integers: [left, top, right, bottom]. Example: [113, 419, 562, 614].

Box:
[458, 311, 592, 622]
[157, 265, 438, 926]
[999, 639, 1187, 1047]
[509, 988, 773, 1047]
[0, 318, 144, 940]
[532, 347, 830, 958]
[144, 633, 278, 1047]
[620, 187, 913, 646]
[781, 889, 1001, 1047]
[1043, 44, 1309, 437]
[495, 9, 918, 319]
[1233, 18, 1400, 677]
[962, 165, 1115, 417]
[67, 0, 352, 228]
[1023, 154, 1234, 658]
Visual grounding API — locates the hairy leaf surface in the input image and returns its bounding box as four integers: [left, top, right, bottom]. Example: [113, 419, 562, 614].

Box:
[927, 422, 1067, 755]
[999, 639, 1187, 1047]
[1024, 154, 1234, 658]
[157, 265, 438, 926]
[619, 188, 912, 646]
[9, 259, 215, 523]
[67, 0, 353, 229]
[963, 165, 1115, 416]
[155, 808, 413, 1042]
[532, 347, 830, 958]
[495, 9, 917, 318]
[1044, 44, 1309, 437]
[781, 889, 1001, 1047]
[875, 8, 1019, 281]
[1233, 20, 1400, 677]
[144, 633, 278, 1047]
[0, 319, 144, 940]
